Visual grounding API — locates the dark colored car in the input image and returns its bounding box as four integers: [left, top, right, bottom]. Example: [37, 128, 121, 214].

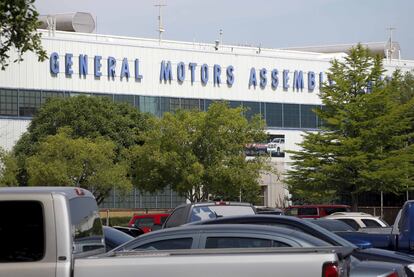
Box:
[128, 213, 170, 233]
[112, 226, 145, 237]
[188, 214, 414, 275]
[255, 207, 284, 215]
[162, 201, 256, 229]
[285, 205, 351, 218]
[103, 226, 134, 251]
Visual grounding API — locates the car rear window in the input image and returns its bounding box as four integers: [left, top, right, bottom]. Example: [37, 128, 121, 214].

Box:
[361, 219, 382, 228]
[298, 208, 318, 216]
[0, 201, 44, 263]
[190, 205, 255, 222]
[134, 217, 155, 228]
[205, 237, 276, 248]
[337, 219, 360, 230]
[134, 238, 193, 250]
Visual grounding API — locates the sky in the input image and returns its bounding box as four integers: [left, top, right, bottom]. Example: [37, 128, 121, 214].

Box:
[35, 0, 414, 59]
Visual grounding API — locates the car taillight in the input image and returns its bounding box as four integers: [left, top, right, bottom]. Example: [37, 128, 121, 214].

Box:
[215, 201, 229, 205]
[323, 262, 338, 277]
[385, 272, 398, 277]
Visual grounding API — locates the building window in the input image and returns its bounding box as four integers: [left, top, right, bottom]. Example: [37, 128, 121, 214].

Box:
[0, 88, 18, 116]
[114, 94, 135, 107]
[139, 96, 160, 116]
[19, 90, 41, 117]
[41, 90, 64, 105]
[283, 103, 300, 128]
[265, 103, 283, 127]
[300, 104, 317, 129]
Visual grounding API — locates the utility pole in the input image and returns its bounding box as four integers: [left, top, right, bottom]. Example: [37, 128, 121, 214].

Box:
[155, 2, 167, 42]
[386, 27, 396, 60]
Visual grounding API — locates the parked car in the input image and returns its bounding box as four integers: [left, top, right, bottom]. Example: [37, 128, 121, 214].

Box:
[189, 215, 414, 276]
[162, 201, 256, 228]
[266, 138, 285, 156]
[0, 187, 350, 277]
[103, 226, 134, 251]
[334, 200, 414, 254]
[112, 223, 403, 277]
[128, 213, 170, 233]
[285, 204, 351, 218]
[324, 212, 389, 230]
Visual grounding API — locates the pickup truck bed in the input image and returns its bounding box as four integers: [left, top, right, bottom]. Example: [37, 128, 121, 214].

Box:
[76, 248, 350, 277]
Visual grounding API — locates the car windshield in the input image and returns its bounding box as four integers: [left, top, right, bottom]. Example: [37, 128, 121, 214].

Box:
[190, 205, 255, 222]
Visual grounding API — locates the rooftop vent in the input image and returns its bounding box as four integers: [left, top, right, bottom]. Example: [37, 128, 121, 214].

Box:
[39, 12, 95, 33]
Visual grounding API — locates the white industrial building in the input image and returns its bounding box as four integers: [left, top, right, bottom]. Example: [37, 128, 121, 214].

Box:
[1, 13, 413, 208]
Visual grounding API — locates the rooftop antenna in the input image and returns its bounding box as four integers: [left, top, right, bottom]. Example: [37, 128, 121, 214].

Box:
[386, 26, 396, 60]
[155, 1, 167, 42]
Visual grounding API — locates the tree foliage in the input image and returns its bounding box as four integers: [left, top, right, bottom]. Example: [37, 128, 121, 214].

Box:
[26, 128, 132, 204]
[0, 147, 18, 186]
[0, 0, 46, 69]
[286, 45, 414, 208]
[12, 96, 152, 201]
[129, 102, 267, 203]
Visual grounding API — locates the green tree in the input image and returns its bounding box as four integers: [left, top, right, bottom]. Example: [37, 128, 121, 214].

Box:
[0, 147, 18, 186]
[0, 0, 46, 69]
[286, 45, 414, 209]
[26, 128, 132, 204]
[130, 102, 267, 203]
[12, 96, 152, 201]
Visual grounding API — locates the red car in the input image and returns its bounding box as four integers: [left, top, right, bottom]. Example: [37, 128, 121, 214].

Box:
[128, 213, 170, 233]
[284, 205, 350, 219]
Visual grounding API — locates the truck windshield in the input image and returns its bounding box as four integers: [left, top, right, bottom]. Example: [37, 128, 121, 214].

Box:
[190, 205, 255, 222]
[70, 197, 105, 257]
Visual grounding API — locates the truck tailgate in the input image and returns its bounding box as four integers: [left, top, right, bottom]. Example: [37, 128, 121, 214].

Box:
[74, 249, 342, 277]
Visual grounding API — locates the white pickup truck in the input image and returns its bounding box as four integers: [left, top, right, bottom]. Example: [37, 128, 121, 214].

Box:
[0, 187, 351, 277]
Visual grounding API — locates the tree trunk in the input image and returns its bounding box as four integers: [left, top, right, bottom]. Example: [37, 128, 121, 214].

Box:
[351, 193, 358, 211]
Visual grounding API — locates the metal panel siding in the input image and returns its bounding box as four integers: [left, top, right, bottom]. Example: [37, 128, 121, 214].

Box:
[0, 119, 30, 150]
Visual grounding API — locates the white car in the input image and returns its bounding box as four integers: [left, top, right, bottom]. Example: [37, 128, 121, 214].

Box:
[267, 138, 285, 156]
[324, 212, 389, 230]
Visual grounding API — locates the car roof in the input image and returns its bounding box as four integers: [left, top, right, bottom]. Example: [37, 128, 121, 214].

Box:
[325, 212, 375, 217]
[114, 223, 331, 251]
[0, 186, 95, 200]
[173, 201, 254, 210]
[287, 204, 350, 208]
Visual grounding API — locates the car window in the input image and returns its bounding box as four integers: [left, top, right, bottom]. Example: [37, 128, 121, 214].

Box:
[164, 207, 186, 228]
[310, 219, 356, 232]
[285, 208, 298, 216]
[190, 205, 255, 223]
[160, 216, 168, 224]
[134, 238, 193, 250]
[134, 217, 154, 228]
[337, 219, 360, 230]
[361, 219, 382, 228]
[298, 208, 318, 216]
[205, 237, 287, 248]
[0, 201, 44, 263]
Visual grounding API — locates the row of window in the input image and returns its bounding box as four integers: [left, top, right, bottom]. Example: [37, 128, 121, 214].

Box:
[0, 88, 322, 129]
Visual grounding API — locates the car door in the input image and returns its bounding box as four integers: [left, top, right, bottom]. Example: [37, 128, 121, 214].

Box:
[198, 232, 300, 249]
[0, 194, 56, 277]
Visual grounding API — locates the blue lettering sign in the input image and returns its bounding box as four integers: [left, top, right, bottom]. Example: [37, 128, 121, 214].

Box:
[226, 65, 234, 87]
[201, 64, 209, 85]
[94, 56, 102, 77]
[319, 72, 324, 88]
[271, 69, 278, 89]
[120, 58, 130, 80]
[49, 52, 59, 75]
[214, 64, 221, 86]
[260, 68, 267, 89]
[283, 70, 289, 90]
[134, 59, 143, 81]
[79, 54, 88, 77]
[65, 53, 73, 76]
[160, 60, 173, 82]
[107, 57, 116, 79]
[308, 71, 315, 91]
[177, 62, 185, 83]
[249, 68, 257, 88]
[189, 63, 197, 84]
[293, 70, 304, 91]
